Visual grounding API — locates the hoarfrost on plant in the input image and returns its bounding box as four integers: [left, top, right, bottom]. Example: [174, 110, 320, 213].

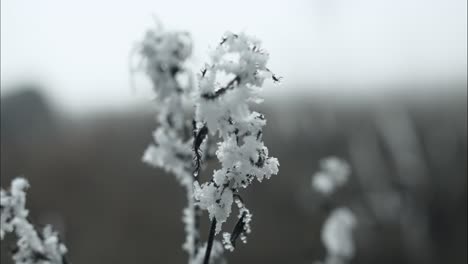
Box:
[1, 178, 68, 264]
[193, 31, 280, 235]
[136, 25, 203, 261]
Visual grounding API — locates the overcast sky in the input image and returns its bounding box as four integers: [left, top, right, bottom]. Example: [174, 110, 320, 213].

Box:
[1, 0, 466, 113]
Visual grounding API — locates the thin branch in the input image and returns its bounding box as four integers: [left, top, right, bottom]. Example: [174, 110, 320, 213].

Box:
[201, 76, 241, 100]
[193, 204, 201, 256]
[203, 218, 217, 264]
[230, 212, 247, 247]
[193, 123, 208, 177]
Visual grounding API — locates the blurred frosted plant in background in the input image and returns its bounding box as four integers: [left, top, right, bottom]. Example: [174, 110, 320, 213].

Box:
[321, 207, 357, 264]
[1, 178, 68, 264]
[312, 157, 350, 195]
[137, 25, 195, 183]
[133, 24, 207, 262]
[312, 158, 357, 264]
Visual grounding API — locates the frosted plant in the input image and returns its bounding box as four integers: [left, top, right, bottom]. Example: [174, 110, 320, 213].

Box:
[192, 32, 280, 262]
[1, 178, 68, 264]
[138, 25, 195, 185]
[134, 24, 208, 262]
[320, 207, 357, 264]
[312, 157, 350, 195]
[134, 23, 280, 263]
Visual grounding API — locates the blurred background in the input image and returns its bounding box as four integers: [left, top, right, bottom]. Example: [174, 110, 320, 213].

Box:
[1, 0, 466, 263]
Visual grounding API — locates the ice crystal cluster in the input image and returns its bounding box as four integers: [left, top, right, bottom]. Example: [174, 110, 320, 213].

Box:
[312, 157, 350, 195]
[1, 178, 68, 264]
[312, 158, 357, 264]
[193, 32, 279, 237]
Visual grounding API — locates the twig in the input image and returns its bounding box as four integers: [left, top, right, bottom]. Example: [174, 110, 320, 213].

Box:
[203, 218, 217, 264]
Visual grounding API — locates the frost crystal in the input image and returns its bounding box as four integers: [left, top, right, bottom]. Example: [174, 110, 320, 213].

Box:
[1, 178, 68, 264]
[322, 207, 357, 262]
[193, 32, 280, 234]
[312, 157, 350, 195]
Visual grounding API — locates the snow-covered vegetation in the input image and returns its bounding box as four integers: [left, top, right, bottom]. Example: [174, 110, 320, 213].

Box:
[1, 178, 68, 264]
[0, 21, 365, 264]
[135, 26, 201, 261]
[192, 32, 279, 259]
[0, 22, 364, 264]
[134, 24, 280, 263]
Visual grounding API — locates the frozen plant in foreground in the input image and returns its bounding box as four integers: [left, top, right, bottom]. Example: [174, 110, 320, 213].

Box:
[312, 157, 350, 195]
[193, 32, 280, 262]
[1, 178, 68, 264]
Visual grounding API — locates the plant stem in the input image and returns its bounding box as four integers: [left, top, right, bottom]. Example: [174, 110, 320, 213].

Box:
[193, 204, 201, 256]
[203, 218, 217, 264]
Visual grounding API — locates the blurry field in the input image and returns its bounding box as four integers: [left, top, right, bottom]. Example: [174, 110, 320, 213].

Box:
[1, 85, 466, 264]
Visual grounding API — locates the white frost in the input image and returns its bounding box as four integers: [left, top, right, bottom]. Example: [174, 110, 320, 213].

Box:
[193, 32, 280, 234]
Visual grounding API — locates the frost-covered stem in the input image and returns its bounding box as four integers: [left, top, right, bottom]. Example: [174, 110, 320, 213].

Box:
[191, 166, 200, 252]
[191, 176, 203, 244]
[203, 218, 217, 264]
[192, 126, 205, 256]
[186, 185, 200, 259]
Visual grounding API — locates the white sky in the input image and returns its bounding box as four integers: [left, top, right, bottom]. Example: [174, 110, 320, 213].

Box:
[1, 0, 467, 113]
